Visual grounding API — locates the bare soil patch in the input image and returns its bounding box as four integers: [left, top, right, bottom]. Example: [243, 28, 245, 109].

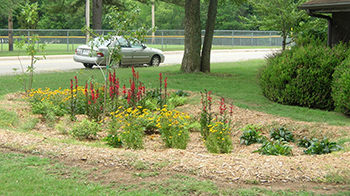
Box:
[1, 93, 350, 194]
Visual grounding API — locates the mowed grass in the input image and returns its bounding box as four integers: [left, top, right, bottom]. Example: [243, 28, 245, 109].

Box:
[1, 151, 341, 196]
[1, 60, 350, 195]
[1, 59, 349, 126]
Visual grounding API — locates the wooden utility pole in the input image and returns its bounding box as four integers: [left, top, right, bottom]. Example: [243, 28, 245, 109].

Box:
[8, 8, 13, 51]
[86, 0, 90, 43]
[152, 0, 155, 44]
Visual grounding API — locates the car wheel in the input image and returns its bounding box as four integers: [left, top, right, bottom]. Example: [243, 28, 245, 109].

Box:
[83, 63, 93, 69]
[150, 55, 160, 67]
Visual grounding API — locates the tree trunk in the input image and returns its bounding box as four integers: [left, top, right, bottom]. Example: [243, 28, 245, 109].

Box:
[282, 33, 286, 51]
[92, 0, 103, 34]
[8, 9, 13, 51]
[180, 0, 201, 73]
[200, 0, 218, 73]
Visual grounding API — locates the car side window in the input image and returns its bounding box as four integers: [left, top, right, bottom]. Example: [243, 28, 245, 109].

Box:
[131, 41, 143, 49]
[117, 38, 130, 48]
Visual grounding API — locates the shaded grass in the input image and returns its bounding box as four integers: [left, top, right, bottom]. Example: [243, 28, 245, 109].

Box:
[1, 60, 350, 126]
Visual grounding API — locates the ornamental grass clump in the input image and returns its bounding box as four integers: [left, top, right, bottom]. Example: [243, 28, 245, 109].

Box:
[156, 106, 191, 149]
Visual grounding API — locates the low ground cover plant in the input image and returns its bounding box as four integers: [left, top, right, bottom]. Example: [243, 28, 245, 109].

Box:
[240, 124, 266, 145]
[270, 126, 295, 142]
[304, 137, 342, 155]
[253, 140, 293, 156]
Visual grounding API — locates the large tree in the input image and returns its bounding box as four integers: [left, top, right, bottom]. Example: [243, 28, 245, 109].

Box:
[0, 0, 23, 51]
[180, 0, 201, 73]
[200, 0, 218, 73]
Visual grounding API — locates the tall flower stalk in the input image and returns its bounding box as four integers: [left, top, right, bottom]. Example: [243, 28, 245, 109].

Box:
[200, 89, 213, 139]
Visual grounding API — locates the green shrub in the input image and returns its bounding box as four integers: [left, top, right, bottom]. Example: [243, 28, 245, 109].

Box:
[253, 140, 293, 156]
[297, 136, 312, 148]
[240, 124, 266, 145]
[332, 56, 350, 115]
[205, 121, 233, 153]
[304, 137, 342, 155]
[31, 100, 65, 121]
[270, 126, 295, 142]
[103, 134, 122, 148]
[70, 119, 100, 140]
[259, 42, 350, 110]
[157, 108, 191, 149]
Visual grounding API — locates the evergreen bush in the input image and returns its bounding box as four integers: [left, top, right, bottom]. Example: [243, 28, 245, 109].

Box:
[332, 57, 350, 115]
[259, 42, 349, 110]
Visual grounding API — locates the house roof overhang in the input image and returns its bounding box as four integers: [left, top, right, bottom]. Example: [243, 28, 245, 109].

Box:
[298, 0, 350, 13]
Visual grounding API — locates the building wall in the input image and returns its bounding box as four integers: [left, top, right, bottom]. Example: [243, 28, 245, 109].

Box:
[331, 12, 350, 46]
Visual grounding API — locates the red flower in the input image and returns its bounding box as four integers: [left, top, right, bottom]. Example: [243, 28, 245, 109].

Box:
[70, 79, 73, 90]
[219, 97, 227, 115]
[84, 82, 88, 96]
[109, 72, 112, 83]
[74, 76, 78, 88]
[132, 66, 136, 78]
[229, 104, 234, 116]
[123, 84, 126, 96]
[164, 77, 168, 88]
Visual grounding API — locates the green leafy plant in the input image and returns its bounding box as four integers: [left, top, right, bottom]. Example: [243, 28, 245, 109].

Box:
[103, 134, 122, 148]
[156, 107, 191, 149]
[199, 89, 213, 139]
[173, 90, 190, 97]
[270, 126, 295, 142]
[109, 107, 145, 150]
[253, 140, 293, 156]
[297, 136, 312, 148]
[304, 137, 342, 155]
[167, 94, 187, 109]
[70, 119, 100, 140]
[14, 2, 46, 93]
[205, 121, 233, 153]
[240, 124, 266, 145]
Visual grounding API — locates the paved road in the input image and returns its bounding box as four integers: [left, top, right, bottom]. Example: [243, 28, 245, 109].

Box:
[0, 49, 278, 75]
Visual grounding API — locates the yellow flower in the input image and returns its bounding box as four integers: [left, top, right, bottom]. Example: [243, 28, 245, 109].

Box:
[222, 138, 225, 141]
[169, 136, 172, 139]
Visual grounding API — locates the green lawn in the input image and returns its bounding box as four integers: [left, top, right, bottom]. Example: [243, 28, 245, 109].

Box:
[1, 59, 349, 126]
[1, 59, 350, 195]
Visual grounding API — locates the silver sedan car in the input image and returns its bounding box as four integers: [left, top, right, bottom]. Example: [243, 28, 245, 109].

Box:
[73, 36, 165, 68]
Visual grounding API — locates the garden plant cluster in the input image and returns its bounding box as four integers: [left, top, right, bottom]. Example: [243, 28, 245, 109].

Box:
[26, 67, 342, 155]
[27, 67, 233, 153]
